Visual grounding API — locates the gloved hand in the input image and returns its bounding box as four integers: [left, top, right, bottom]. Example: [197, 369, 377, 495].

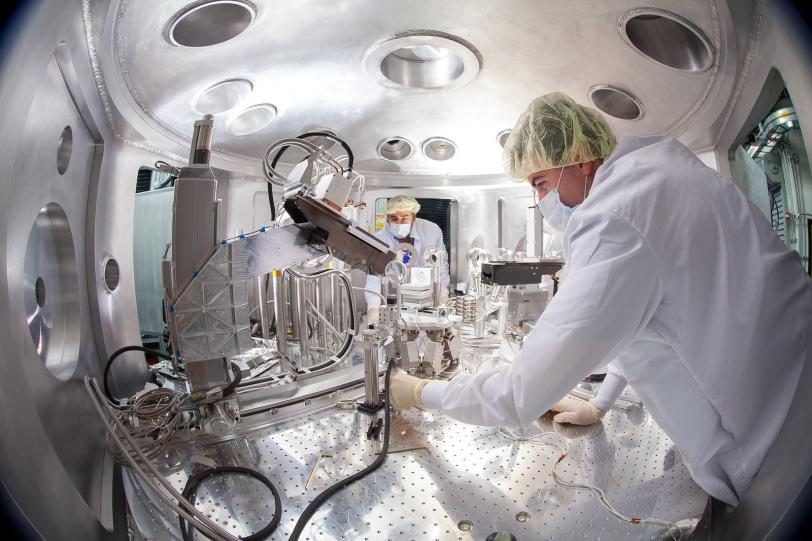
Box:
[440, 291, 449, 305]
[549, 397, 605, 425]
[389, 370, 430, 411]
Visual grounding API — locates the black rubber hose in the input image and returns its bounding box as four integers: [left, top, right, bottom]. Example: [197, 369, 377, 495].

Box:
[221, 362, 243, 397]
[179, 466, 282, 541]
[103, 345, 172, 404]
[267, 132, 355, 222]
[288, 360, 393, 541]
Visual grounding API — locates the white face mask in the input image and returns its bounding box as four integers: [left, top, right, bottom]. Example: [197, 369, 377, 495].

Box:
[388, 222, 412, 239]
[537, 166, 585, 233]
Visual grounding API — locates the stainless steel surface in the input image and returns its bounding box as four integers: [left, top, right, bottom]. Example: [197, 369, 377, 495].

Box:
[620, 8, 715, 72]
[377, 137, 415, 161]
[125, 343, 708, 540]
[272, 269, 289, 369]
[192, 78, 253, 116]
[107, 0, 742, 173]
[589, 85, 645, 121]
[255, 275, 270, 340]
[422, 137, 457, 161]
[166, 0, 256, 49]
[24, 202, 82, 380]
[2, 1, 812, 539]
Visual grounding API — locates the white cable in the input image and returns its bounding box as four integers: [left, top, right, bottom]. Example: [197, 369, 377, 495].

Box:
[500, 431, 681, 540]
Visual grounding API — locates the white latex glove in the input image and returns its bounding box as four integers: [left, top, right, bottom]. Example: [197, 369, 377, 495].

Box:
[389, 370, 430, 411]
[549, 396, 605, 425]
[440, 291, 449, 304]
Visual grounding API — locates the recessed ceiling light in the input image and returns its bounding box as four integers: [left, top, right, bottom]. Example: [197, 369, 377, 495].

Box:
[589, 85, 644, 121]
[227, 104, 277, 136]
[422, 137, 456, 160]
[363, 30, 481, 91]
[192, 79, 252, 115]
[377, 137, 414, 161]
[167, 1, 255, 48]
[620, 9, 714, 72]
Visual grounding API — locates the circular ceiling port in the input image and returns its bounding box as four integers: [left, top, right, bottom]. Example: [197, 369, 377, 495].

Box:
[167, 1, 256, 48]
[364, 30, 482, 91]
[24, 203, 80, 381]
[589, 85, 644, 120]
[192, 78, 252, 115]
[227, 104, 277, 136]
[56, 125, 72, 175]
[620, 10, 713, 72]
[497, 129, 512, 148]
[103, 257, 120, 293]
[422, 137, 456, 160]
[377, 137, 414, 161]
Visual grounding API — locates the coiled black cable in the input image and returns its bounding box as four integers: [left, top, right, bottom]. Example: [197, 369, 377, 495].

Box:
[178, 466, 282, 541]
[288, 360, 393, 541]
[103, 345, 172, 405]
[267, 131, 354, 221]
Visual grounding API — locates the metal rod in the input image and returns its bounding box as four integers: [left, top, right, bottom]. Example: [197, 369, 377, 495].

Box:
[83, 378, 237, 541]
[271, 269, 289, 372]
[364, 345, 381, 407]
[295, 275, 311, 365]
[256, 275, 270, 340]
[306, 299, 342, 341]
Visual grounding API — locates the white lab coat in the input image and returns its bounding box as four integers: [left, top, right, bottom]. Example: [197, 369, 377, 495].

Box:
[422, 134, 811, 505]
[364, 217, 450, 307]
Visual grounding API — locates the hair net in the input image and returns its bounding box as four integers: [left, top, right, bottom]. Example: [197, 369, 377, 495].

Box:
[386, 195, 421, 214]
[503, 92, 617, 180]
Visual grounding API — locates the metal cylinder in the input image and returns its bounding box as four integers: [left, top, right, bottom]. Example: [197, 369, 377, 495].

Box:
[474, 296, 486, 338]
[316, 277, 328, 349]
[432, 265, 442, 307]
[255, 275, 269, 340]
[330, 274, 343, 348]
[271, 269, 288, 371]
[362, 331, 381, 408]
[295, 275, 310, 365]
[189, 115, 215, 165]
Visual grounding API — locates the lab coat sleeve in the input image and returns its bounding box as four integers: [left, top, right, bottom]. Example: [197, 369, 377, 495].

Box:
[591, 362, 628, 412]
[421, 212, 663, 426]
[438, 236, 450, 291]
[364, 273, 383, 308]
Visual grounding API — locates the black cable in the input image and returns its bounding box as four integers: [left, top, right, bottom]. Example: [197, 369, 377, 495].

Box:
[221, 362, 242, 397]
[103, 345, 172, 404]
[267, 132, 355, 222]
[288, 361, 393, 541]
[178, 466, 282, 541]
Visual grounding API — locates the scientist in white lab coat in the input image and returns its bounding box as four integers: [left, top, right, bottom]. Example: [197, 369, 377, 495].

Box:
[364, 195, 450, 307]
[390, 92, 812, 506]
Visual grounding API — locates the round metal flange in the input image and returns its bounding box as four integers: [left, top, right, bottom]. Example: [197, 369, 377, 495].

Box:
[377, 137, 415, 161]
[618, 8, 714, 72]
[589, 85, 645, 121]
[363, 30, 482, 92]
[166, 0, 256, 48]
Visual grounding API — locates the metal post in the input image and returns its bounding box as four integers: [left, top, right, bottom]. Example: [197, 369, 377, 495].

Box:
[295, 274, 310, 366]
[330, 274, 343, 350]
[475, 296, 486, 338]
[364, 344, 381, 408]
[432, 265, 442, 307]
[271, 269, 288, 372]
[255, 275, 269, 340]
[316, 276, 328, 350]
